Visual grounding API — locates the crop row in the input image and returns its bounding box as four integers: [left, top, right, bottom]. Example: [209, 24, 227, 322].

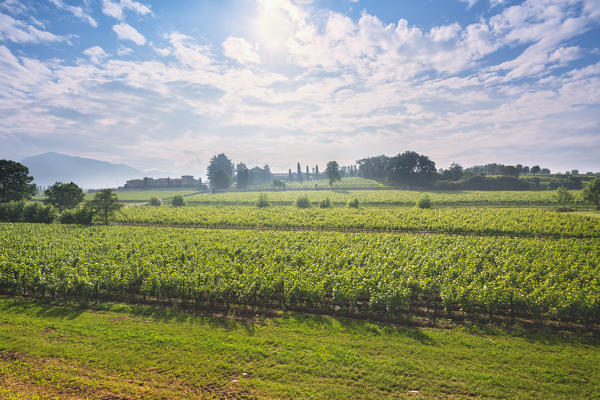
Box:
[184, 189, 577, 206]
[116, 206, 600, 238]
[1, 223, 599, 323]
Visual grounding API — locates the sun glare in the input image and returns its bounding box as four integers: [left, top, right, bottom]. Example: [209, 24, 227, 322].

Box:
[255, 2, 294, 50]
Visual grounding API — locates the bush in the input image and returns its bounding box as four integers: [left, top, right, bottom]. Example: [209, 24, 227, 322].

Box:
[416, 195, 432, 209]
[256, 193, 270, 208]
[172, 195, 185, 207]
[347, 198, 359, 208]
[149, 197, 161, 206]
[272, 179, 286, 188]
[554, 186, 574, 203]
[296, 195, 311, 208]
[23, 202, 57, 223]
[0, 201, 25, 222]
[320, 198, 331, 208]
[59, 206, 95, 225]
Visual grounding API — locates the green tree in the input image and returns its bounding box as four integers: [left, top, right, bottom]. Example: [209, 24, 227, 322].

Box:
[207, 153, 234, 190]
[297, 162, 302, 182]
[0, 160, 36, 202]
[171, 195, 185, 207]
[236, 163, 249, 189]
[89, 189, 122, 225]
[149, 197, 161, 206]
[554, 187, 574, 204]
[325, 161, 341, 186]
[583, 178, 600, 210]
[43, 182, 84, 211]
[531, 165, 541, 175]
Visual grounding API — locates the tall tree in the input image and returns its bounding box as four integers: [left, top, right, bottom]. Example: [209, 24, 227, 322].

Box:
[288, 169, 293, 181]
[531, 165, 541, 175]
[207, 153, 234, 190]
[0, 160, 36, 202]
[43, 182, 84, 211]
[306, 166, 310, 180]
[297, 162, 302, 182]
[386, 151, 437, 186]
[325, 161, 341, 185]
[236, 163, 249, 189]
[441, 163, 463, 181]
[89, 189, 122, 225]
[315, 165, 319, 179]
[583, 178, 600, 209]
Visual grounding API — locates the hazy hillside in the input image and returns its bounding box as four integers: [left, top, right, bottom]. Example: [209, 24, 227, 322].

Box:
[21, 152, 143, 189]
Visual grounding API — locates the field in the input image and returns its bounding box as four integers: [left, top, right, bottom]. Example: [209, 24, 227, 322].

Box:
[2, 188, 600, 399]
[184, 188, 580, 206]
[251, 177, 384, 190]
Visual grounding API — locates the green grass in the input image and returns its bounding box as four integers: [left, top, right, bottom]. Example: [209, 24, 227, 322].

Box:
[0, 298, 598, 399]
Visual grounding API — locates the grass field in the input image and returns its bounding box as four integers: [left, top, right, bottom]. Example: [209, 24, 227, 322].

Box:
[251, 177, 385, 190]
[1, 298, 599, 400]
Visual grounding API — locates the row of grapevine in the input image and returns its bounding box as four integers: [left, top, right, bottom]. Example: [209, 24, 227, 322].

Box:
[116, 206, 600, 238]
[1, 223, 598, 322]
[184, 189, 577, 206]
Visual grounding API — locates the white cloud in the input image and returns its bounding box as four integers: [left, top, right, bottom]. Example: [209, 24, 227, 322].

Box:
[102, 0, 152, 20]
[117, 46, 133, 56]
[459, 0, 479, 8]
[112, 22, 146, 45]
[83, 46, 107, 64]
[0, 12, 63, 43]
[48, 0, 98, 27]
[222, 37, 260, 64]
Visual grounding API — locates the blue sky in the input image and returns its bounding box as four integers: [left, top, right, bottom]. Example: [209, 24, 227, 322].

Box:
[1, 0, 600, 177]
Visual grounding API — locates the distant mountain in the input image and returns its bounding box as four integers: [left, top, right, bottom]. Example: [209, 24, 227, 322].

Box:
[21, 152, 144, 189]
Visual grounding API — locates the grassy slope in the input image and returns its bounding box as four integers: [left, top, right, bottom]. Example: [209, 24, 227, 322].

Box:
[1, 299, 598, 399]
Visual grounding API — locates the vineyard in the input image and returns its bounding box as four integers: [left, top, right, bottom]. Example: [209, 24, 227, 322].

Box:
[185, 189, 579, 206]
[116, 205, 600, 238]
[250, 177, 384, 190]
[1, 223, 599, 324]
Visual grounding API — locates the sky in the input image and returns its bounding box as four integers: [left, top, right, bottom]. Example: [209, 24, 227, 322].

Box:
[1, 0, 600, 178]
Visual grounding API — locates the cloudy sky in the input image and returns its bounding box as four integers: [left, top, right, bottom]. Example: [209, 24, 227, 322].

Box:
[1, 0, 600, 176]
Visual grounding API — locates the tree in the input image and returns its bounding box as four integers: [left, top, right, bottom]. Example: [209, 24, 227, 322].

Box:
[172, 195, 184, 207]
[540, 168, 551, 174]
[297, 162, 302, 182]
[583, 177, 600, 210]
[236, 163, 249, 189]
[0, 160, 36, 202]
[502, 165, 520, 177]
[207, 153, 234, 190]
[306, 166, 310, 180]
[385, 151, 437, 187]
[441, 163, 464, 181]
[325, 161, 341, 185]
[315, 165, 319, 179]
[89, 189, 122, 225]
[531, 165, 541, 175]
[522, 166, 530, 174]
[554, 187, 573, 204]
[288, 169, 293, 181]
[43, 182, 84, 211]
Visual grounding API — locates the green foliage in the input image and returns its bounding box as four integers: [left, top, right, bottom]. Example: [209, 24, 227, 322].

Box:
[118, 205, 600, 238]
[0, 201, 24, 222]
[236, 163, 249, 189]
[583, 178, 600, 210]
[207, 153, 233, 190]
[0, 160, 36, 202]
[59, 205, 95, 225]
[272, 179, 286, 188]
[149, 197, 161, 206]
[296, 195, 311, 208]
[89, 189, 122, 225]
[347, 198, 359, 208]
[23, 203, 57, 223]
[417, 195, 432, 209]
[554, 186, 574, 204]
[43, 182, 84, 211]
[319, 198, 331, 208]
[325, 161, 341, 186]
[256, 193, 270, 208]
[171, 195, 185, 207]
[1, 224, 600, 323]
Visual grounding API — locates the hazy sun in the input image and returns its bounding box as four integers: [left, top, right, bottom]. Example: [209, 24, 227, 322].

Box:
[255, 1, 294, 50]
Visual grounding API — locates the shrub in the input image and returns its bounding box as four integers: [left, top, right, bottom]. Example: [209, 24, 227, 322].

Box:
[320, 198, 331, 208]
[0, 201, 25, 222]
[256, 193, 270, 208]
[296, 195, 311, 208]
[59, 206, 95, 225]
[172, 195, 185, 207]
[347, 198, 359, 208]
[149, 197, 161, 206]
[272, 179, 286, 188]
[23, 202, 57, 223]
[554, 186, 574, 204]
[416, 195, 432, 209]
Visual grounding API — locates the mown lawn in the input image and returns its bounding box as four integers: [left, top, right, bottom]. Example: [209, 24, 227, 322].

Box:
[0, 298, 598, 399]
